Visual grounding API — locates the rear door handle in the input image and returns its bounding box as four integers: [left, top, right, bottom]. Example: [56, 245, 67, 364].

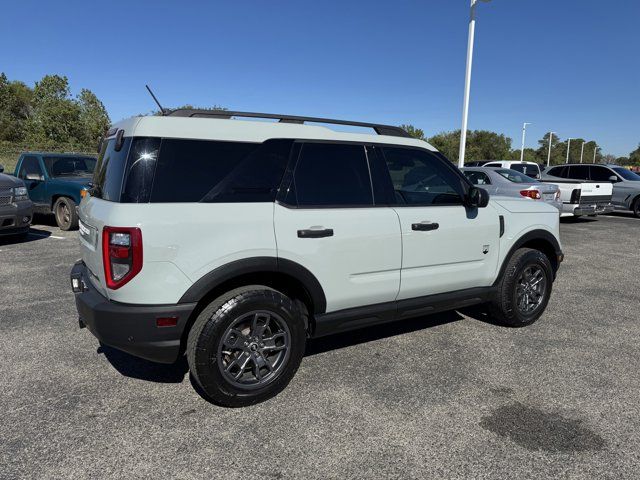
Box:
[411, 221, 439, 231]
[297, 227, 334, 238]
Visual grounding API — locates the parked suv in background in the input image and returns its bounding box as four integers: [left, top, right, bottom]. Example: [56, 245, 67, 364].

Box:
[71, 110, 563, 407]
[13, 153, 96, 230]
[0, 165, 33, 239]
[545, 164, 640, 217]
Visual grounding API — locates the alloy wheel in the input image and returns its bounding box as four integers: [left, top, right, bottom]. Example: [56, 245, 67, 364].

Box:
[217, 310, 291, 390]
[515, 265, 547, 314]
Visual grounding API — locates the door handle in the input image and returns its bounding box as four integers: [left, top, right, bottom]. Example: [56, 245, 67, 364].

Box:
[411, 221, 439, 231]
[297, 227, 334, 238]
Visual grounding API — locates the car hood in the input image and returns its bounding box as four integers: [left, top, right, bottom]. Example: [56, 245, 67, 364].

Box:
[491, 195, 557, 214]
[0, 173, 24, 189]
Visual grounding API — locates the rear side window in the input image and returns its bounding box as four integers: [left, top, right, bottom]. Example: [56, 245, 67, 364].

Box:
[150, 139, 291, 203]
[287, 143, 373, 207]
[463, 171, 492, 185]
[567, 165, 590, 180]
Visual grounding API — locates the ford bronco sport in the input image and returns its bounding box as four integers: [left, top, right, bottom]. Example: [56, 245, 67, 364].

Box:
[71, 110, 563, 407]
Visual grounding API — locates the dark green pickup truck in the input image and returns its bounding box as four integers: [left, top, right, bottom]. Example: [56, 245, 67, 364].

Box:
[11, 152, 96, 230]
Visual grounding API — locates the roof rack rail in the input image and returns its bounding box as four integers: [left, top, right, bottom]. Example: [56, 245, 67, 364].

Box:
[166, 109, 411, 138]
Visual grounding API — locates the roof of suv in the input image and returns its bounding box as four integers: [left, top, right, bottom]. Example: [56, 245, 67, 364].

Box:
[110, 113, 438, 151]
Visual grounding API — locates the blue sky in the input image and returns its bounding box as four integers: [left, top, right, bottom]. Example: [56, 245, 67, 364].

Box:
[1, 0, 638, 156]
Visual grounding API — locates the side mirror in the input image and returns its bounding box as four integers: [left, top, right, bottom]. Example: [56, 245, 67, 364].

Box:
[0, 164, 4, 173]
[467, 186, 489, 208]
[26, 173, 43, 182]
[608, 175, 618, 183]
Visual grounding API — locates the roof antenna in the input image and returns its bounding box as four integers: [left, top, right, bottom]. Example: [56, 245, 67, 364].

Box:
[145, 84, 166, 115]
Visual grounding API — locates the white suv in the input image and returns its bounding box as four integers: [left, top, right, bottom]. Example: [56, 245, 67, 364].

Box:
[71, 110, 563, 407]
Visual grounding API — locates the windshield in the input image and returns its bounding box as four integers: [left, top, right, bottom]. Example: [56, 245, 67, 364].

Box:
[613, 167, 640, 181]
[495, 169, 538, 183]
[44, 156, 96, 177]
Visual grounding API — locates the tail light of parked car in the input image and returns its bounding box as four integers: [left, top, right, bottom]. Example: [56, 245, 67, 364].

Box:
[555, 190, 561, 202]
[102, 226, 143, 289]
[520, 189, 541, 200]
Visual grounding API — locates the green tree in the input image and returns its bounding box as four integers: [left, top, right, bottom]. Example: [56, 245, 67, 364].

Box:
[27, 74, 81, 144]
[0, 73, 33, 142]
[427, 130, 512, 164]
[629, 144, 640, 166]
[399, 124, 425, 140]
[77, 89, 110, 146]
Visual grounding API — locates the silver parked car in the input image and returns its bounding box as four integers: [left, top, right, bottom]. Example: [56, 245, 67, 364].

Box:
[461, 167, 562, 212]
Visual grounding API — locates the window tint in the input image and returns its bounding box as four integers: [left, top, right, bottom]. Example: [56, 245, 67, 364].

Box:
[589, 166, 614, 181]
[121, 138, 161, 203]
[613, 167, 640, 181]
[567, 165, 590, 180]
[18, 156, 42, 179]
[495, 169, 537, 183]
[484, 163, 501, 167]
[150, 139, 291, 203]
[463, 171, 492, 185]
[43, 156, 96, 178]
[91, 137, 132, 201]
[509, 163, 540, 178]
[381, 147, 464, 205]
[547, 166, 566, 177]
[288, 143, 373, 206]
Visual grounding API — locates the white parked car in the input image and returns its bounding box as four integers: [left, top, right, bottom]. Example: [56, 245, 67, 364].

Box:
[481, 161, 543, 179]
[71, 110, 563, 406]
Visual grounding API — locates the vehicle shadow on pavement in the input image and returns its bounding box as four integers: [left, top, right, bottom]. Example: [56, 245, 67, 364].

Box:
[96, 311, 465, 385]
[305, 310, 464, 357]
[98, 343, 189, 383]
[32, 213, 58, 227]
[0, 227, 51, 246]
[559, 216, 599, 224]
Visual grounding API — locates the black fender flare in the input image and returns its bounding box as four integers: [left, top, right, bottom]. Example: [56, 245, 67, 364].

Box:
[178, 256, 327, 314]
[494, 229, 563, 285]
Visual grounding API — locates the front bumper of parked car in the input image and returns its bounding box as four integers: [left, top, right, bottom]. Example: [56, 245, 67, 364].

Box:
[70, 261, 196, 364]
[0, 199, 33, 236]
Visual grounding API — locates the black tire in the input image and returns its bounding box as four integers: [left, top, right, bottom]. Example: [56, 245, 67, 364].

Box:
[187, 286, 306, 407]
[490, 248, 553, 327]
[633, 197, 640, 218]
[53, 197, 78, 231]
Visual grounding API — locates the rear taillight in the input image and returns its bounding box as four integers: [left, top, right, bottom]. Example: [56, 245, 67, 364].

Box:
[570, 189, 581, 204]
[520, 189, 541, 200]
[555, 190, 561, 201]
[102, 226, 142, 289]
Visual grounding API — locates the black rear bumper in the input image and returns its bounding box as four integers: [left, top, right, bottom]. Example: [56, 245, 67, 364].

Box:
[71, 261, 196, 364]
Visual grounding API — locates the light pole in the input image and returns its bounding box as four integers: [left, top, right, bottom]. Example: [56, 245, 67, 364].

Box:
[565, 138, 573, 164]
[458, 0, 492, 168]
[580, 141, 586, 163]
[520, 122, 531, 162]
[592, 144, 597, 163]
[546, 132, 555, 167]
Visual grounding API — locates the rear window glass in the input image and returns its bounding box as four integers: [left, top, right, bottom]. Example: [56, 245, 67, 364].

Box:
[509, 163, 540, 178]
[92, 137, 132, 201]
[150, 139, 292, 203]
[44, 156, 96, 178]
[495, 169, 538, 183]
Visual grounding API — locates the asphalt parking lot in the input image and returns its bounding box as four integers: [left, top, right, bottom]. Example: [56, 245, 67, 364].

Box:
[1, 213, 639, 479]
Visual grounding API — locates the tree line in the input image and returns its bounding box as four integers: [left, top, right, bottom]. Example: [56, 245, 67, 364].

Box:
[0, 72, 110, 151]
[401, 124, 640, 166]
[1, 72, 638, 167]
